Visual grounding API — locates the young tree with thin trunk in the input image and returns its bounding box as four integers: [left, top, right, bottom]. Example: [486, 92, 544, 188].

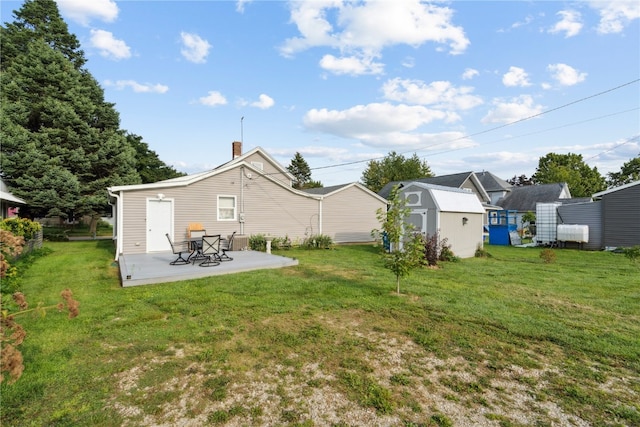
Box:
[372, 185, 424, 294]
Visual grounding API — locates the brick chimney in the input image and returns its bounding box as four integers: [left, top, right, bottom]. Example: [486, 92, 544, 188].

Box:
[232, 141, 242, 159]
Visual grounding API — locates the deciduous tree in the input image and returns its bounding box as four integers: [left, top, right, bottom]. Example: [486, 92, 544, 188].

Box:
[532, 153, 606, 197]
[372, 186, 424, 294]
[361, 152, 433, 193]
[607, 156, 640, 188]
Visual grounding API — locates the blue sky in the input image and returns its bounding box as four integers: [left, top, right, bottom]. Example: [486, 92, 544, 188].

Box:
[3, 0, 639, 187]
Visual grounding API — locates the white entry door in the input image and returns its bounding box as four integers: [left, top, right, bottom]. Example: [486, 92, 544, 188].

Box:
[147, 199, 173, 252]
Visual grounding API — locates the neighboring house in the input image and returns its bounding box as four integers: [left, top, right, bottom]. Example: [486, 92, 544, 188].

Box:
[496, 183, 572, 229]
[379, 171, 491, 205]
[592, 180, 640, 248]
[399, 182, 486, 258]
[476, 171, 512, 205]
[0, 178, 26, 219]
[107, 144, 387, 260]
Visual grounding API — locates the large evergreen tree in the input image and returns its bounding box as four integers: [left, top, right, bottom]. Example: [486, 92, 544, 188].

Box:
[126, 133, 186, 184]
[287, 152, 321, 189]
[0, 0, 143, 226]
[361, 151, 433, 193]
[532, 153, 606, 197]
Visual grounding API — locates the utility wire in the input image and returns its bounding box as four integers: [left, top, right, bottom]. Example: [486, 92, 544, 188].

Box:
[307, 78, 640, 173]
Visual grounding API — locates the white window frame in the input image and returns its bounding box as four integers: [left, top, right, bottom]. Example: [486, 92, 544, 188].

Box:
[217, 195, 237, 221]
[404, 191, 422, 207]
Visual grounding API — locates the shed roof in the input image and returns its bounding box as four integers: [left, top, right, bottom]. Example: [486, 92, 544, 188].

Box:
[496, 183, 571, 212]
[403, 182, 485, 214]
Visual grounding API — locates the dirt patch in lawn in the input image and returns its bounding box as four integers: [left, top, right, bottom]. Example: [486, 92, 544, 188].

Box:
[108, 312, 630, 426]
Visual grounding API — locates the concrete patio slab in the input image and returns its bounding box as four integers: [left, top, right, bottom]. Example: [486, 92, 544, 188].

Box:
[118, 250, 298, 287]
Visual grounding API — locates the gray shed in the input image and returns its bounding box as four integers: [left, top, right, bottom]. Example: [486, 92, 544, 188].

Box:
[592, 180, 640, 248]
[400, 182, 485, 258]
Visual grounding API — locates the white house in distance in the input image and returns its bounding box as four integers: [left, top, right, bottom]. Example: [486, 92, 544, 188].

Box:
[399, 182, 486, 258]
[107, 143, 387, 260]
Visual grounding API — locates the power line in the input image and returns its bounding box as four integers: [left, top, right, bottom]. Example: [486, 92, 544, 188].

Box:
[308, 78, 640, 173]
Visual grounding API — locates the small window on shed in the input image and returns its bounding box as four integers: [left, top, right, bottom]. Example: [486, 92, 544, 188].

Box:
[405, 191, 422, 207]
[218, 195, 236, 221]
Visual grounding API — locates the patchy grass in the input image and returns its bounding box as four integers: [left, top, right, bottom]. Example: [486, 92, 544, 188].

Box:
[1, 241, 638, 426]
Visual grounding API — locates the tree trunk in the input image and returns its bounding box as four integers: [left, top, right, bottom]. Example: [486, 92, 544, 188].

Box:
[88, 215, 99, 238]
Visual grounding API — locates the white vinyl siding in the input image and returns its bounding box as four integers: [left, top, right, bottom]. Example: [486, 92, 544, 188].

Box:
[218, 195, 236, 221]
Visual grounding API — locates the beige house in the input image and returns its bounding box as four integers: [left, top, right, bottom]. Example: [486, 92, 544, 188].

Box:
[107, 144, 386, 260]
[400, 182, 485, 258]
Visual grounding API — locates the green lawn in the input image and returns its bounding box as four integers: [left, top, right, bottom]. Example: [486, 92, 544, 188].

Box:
[2, 241, 639, 426]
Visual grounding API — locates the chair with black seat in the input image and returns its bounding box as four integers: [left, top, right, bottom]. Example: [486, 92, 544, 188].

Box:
[166, 233, 192, 265]
[219, 231, 236, 261]
[199, 235, 222, 267]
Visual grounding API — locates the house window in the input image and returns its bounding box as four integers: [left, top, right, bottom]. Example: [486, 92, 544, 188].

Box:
[405, 191, 421, 207]
[251, 161, 264, 170]
[218, 196, 236, 221]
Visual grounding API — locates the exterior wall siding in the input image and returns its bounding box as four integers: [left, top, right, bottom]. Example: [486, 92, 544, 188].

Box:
[320, 186, 386, 242]
[602, 185, 640, 247]
[119, 168, 319, 254]
[439, 212, 483, 258]
[244, 152, 291, 187]
[557, 202, 602, 250]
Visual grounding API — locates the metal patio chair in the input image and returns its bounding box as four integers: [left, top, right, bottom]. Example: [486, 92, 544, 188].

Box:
[188, 229, 206, 262]
[199, 235, 222, 267]
[219, 231, 236, 261]
[166, 233, 192, 265]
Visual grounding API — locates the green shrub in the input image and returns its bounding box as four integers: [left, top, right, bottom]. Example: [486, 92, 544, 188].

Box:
[0, 218, 41, 240]
[540, 248, 556, 264]
[249, 234, 267, 251]
[623, 245, 640, 265]
[249, 234, 293, 251]
[301, 234, 333, 249]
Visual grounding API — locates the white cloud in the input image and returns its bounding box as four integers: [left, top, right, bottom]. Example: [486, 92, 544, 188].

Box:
[462, 68, 479, 80]
[482, 95, 545, 124]
[90, 29, 131, 60]
[251, 94, 275, 109]
[56, 0, 118, 26]
[502, 66, 531, 87]
[547, 63, 587, 86]
[549, 10, 583, 37]
[319, 54, 384, 75]
[104, 80, 168, 93]
[236, 0, 251, 13]
[588, 1, 640, 34]
[199, 91, 227, 107]
[302, 102, 470, 150]
[381, 78, 482, 111]
[280, 1, 469, 75]
[402, 56, 416, 68]
[180, 32, 211, 64]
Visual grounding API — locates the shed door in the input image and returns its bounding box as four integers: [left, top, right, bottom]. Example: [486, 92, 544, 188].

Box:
[407, 210, 427, 234]
[147, 199, 172, 252]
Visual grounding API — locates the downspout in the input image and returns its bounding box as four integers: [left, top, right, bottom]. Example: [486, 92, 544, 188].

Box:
[318, 197, 323, 235]
[107, 189, 123, 261]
